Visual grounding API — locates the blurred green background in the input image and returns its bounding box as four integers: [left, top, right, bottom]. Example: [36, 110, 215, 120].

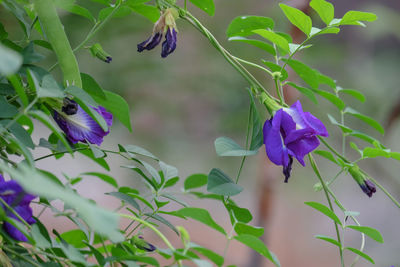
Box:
[3, 0, 400, 266]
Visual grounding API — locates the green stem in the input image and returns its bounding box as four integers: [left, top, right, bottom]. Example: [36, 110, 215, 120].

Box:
[309, 154, 345, 267]
[319, 137, 349, 163]
[119, 213, 175, 250]
[2, 247, 41, 267]
[233, 56, 273, 76]
[34, 0, 81, 87]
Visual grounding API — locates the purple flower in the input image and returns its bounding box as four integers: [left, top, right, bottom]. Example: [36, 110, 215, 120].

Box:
[0, 174, 36, 242]
[359, 179, 376, 197]
[161, 28, 177, 58]
[137, 8, 178, 58]
[263, 101, 328, 182]
[53, 99, 113, 146]
[137, 32, 163, 52]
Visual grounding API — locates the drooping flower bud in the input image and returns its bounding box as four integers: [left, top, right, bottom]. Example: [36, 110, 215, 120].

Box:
[132, 236, 156, 252]
[90, 43, 112, 63]
[348, 165, 376, 197]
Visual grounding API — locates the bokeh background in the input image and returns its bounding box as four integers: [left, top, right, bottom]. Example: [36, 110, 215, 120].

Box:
[3, 0, 400, 266]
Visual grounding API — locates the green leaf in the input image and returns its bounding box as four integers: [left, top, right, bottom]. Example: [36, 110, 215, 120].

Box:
[28, 110, 73, 154]
[60, 229, 88, 249]
[98, 6, 132, 21]
[82, 172, 118, 188]
[304, 201, 342, 225]
[159, 161, 178, 180]
[0, 163, 124, 242]
[344, 107, 384, 134]
[189, 0, 215, 16]
[249, 94, 263, 151]
[7, 121, 35, 149]
[22, 42, 45, 64]
[340, 11, 377, 26]
[0, 96, 18, 118]
[234, 235, 280, 267]
[283, 59, 319, 89]
[228, 37, 276, 56]
[78, 148, 110, 171]
[310, 26, 340, 37]
[121, 144, 157, 159]
[344, 247, 374, 264]
[0, 43, 22, 75]
[215, 137, 257, 157]
[234, 223, 264, 237]
[184, 173, 208, 191]
[164, 177, 179, 188]
[338, 89, 365, 102]
[146, 213, 179, 235]
[286, 82, 317, 104]
[226, 16, 274, 37]
[141, 161, 161, 184]
[107, 191, 141, 211]
[253, 29, 290, 55]
[2, 0, 30, 36]
[310, 0, 334, 25]
[313, 88, 345, 110]
[346, 225, 384, 243]
[207, 168, 243, 196]
[177, 207, 226, 235]
[129, 4, 160, 23]
[226, 204, 252, 223]
[7, 74, 28, 107]
[315, 235, 340, 247]
[56, 2, 95, 22]
[81, 73, 106, 100]
[314, 150, 338, 164]
[190, 245, 224, 266]
[279, 4, 312, 36]
[362, 147, 390, 159]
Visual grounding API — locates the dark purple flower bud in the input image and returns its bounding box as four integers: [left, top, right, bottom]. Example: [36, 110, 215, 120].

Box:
[133, 236, 156, 252]
[62, 98, 78, 115]
[137, 32, 163, 52]
[0, 174, 36, 242]
[359, 179, 376, 197]
[161, 27, 177, 58]
[89, 43, 113, 63]
[263, 101, 328, 182]
[53, 100, 113, 146]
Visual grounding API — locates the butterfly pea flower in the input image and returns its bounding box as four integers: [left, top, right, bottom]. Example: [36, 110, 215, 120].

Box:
[263, 100, 328, 182]
[137, 8, 178, 58]
[53, 98, 113, 146]
[0, 174, 36, 242]
[348, 165, 376, 197]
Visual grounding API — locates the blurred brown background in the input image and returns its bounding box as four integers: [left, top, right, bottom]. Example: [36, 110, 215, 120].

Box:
[3, 0, 400, 266]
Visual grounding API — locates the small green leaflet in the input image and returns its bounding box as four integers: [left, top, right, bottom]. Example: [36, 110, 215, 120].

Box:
[253, 29, 290, 55]
[346, 225, 384, 243]
[214, 137, 257, 157]
[176, 207, 226, 235]
[234, 235, 280, 267]
[279, 4, 312, 36]
[344, 247, 375, 264]
[184, 173, 208, 191]
[310, 0, 334, 25]
[304, 201, 342, 225]
[189, 0, 215, 16]
[207, 168, 243, 196]
[226, 16, 274, 37]
[344, 107, 384, 134]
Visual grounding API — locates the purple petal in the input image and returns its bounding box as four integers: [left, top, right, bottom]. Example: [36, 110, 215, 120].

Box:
[53, 104, 113, 146]
[286, 136, 320, 166]
[137, 32, 163, 52]
[161, 28, 177, 58]
[3, 221, 28, 242]
[263, 110, 290, 166]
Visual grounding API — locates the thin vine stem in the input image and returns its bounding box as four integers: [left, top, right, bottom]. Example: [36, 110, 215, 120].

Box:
[309, 154, 345, 267]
